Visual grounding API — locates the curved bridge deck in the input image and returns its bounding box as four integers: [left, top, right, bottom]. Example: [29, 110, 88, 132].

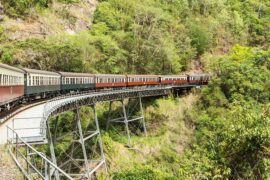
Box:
[0, 85, 196, 144]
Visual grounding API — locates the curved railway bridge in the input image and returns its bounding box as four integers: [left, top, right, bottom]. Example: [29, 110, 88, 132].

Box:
[2, 85, 198, 179]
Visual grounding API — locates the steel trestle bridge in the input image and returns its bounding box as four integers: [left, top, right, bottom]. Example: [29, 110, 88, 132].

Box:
[4, 84, 198, 179]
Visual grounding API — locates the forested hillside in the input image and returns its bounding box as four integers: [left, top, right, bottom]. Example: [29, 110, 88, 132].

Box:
[0, 0, 269, 179]
[0, 0, 269, 73]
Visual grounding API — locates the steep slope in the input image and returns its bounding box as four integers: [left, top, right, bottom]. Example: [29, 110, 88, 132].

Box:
[0, 0, 97, 40]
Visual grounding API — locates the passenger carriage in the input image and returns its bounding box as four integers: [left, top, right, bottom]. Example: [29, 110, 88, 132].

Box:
[188, 74, 211, 84]
[21, 68, 61, 98]
[58, 72, 95, 92]
[160, 75, 188, 85]
[95, 74, 127, 88]
[127, 75, 159, 86]
[0, 64, 25, 110]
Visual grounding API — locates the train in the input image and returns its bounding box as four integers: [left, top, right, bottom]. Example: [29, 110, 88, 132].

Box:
[0, 63, 211, 112]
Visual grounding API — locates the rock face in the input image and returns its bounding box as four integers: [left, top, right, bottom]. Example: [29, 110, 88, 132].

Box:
[0, 0, 98, 40]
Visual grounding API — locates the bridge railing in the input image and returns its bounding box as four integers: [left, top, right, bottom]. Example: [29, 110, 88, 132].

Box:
[42, 85, 171, 119]
[7, 126, 73, 180]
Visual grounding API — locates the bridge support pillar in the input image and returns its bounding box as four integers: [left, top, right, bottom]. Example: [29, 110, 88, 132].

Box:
[47, 103, 108, 179]
[106, 95, 147, 147]
[46, 119, 60, 180]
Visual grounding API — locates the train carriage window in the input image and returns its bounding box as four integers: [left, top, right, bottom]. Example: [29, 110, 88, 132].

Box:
[0, 74, 2, 85]
[43, 77, 46, 85]
[36, 76, 38, 86]
[33, 76, 35, 86]
[5, 75, 7, 85]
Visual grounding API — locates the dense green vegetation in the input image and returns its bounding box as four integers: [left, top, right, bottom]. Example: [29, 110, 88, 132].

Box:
[178, 46, 270, 179]
[1, 0, 270, 74]
[1, 0, 51, 17]
[0, 0, 269, 179]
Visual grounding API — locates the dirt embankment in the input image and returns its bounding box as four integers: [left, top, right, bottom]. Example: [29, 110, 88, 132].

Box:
[0, 145, 23, 180]
[0, 0, 98, 41]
